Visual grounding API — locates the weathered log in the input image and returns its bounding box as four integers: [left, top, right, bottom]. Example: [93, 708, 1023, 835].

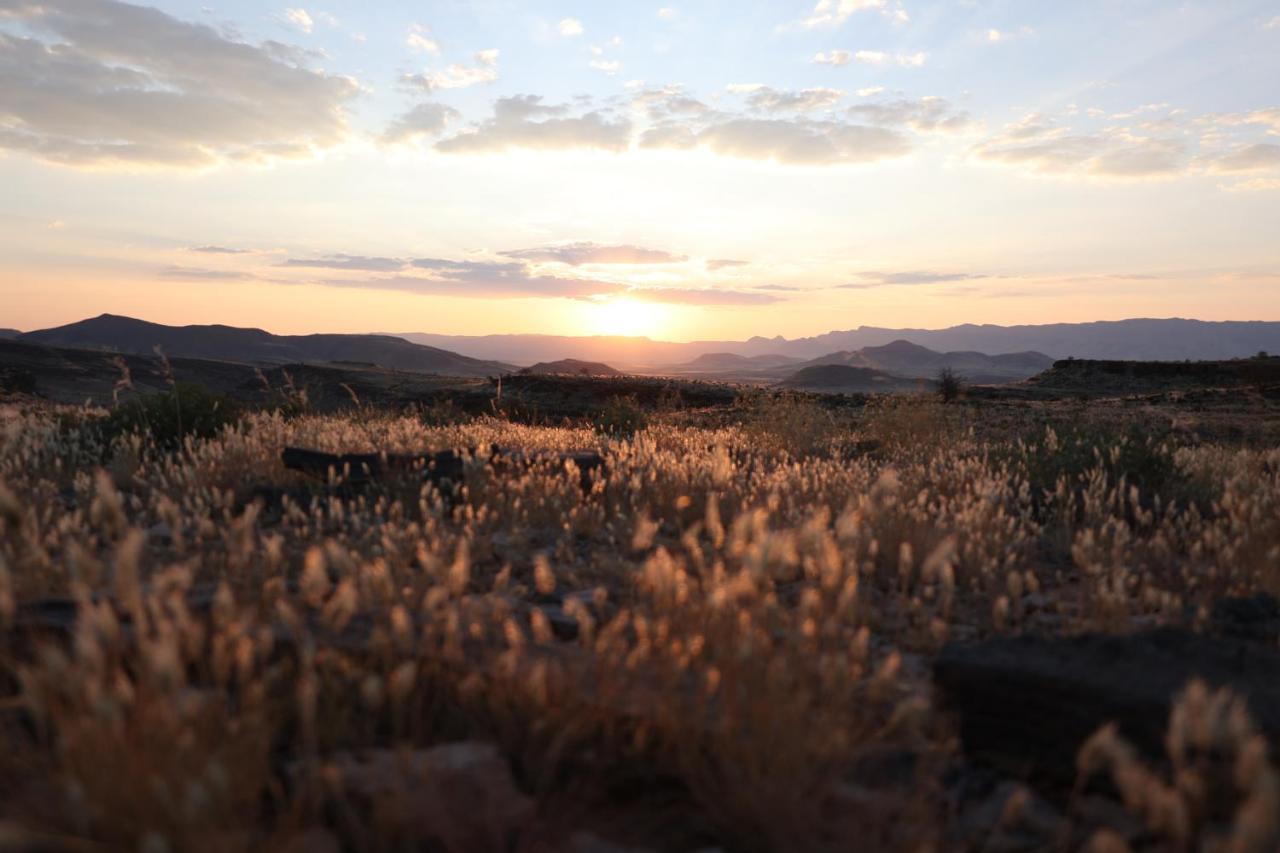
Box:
[933, 628, 1280, 786]
[280, 446, 606, 490]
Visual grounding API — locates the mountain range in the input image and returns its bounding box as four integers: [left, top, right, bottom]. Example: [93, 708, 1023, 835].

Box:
[16, 314, 513, 377]
[397, 319, 1280, 366]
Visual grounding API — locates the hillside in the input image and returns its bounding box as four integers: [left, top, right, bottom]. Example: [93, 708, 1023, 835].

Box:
[795, 340, 1054, 383]
[21, 315, 513, 377]
[778, 364, 919, 393]
[0, 328, 19, 339]
[1027, 356, 1280, 394]
[519, 359, 622, 376]
[677, 352, 802, 370]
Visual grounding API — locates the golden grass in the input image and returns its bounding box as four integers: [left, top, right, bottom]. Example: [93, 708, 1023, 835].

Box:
[1, 397, 1278, 849]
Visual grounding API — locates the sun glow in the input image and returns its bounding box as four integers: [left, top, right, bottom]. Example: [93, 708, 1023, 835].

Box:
[581, 297, 672, 338]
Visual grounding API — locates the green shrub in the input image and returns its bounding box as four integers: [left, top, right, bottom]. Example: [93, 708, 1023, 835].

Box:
[106, 383, 241, 449]
[592, 395, 648, 438]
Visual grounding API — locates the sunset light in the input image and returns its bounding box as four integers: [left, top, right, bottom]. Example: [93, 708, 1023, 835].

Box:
[4, 2, 1280, 850]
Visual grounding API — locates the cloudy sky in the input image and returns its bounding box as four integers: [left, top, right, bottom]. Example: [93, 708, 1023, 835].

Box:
[2, 0, 1279, 340]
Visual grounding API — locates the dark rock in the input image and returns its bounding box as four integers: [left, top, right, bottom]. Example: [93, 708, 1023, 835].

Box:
[1209, 593, 1280, 645]
[933, 628, 1280, 786]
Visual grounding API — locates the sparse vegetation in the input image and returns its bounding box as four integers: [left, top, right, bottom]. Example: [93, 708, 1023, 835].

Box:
[936, 366, 964, 403]
[104, 382, 241, 448]
[2, 379, 1280, 851]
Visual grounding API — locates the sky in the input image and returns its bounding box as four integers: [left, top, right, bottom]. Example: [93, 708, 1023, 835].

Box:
[1, 0, 1279, 342]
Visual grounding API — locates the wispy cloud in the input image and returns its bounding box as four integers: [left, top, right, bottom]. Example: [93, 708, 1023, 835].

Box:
[854, 50, 927, 67]
[986, 26, 1034, 43]
[402, 49, 499, 91]
[628, 288, 783, 305]
[811, 50, 852, 66]
[161, 265, 254, 280]
[406, 23, 439, 54]
[188, 246, 253, 255]
[382, 102, 460, 144]
[281, 8, 313, 33]
[502, 243, 688, 265]
[282, 255, 406, 272]
[740, 86, 844, 114]
[435, 95, 631, 154]
[841, 270, 989, 288]
[788, 0, 909, 29]
[848, 97, 976, 133]
[558, 18, 584, 37]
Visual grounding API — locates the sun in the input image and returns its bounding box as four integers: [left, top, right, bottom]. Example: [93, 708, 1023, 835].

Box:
[582, 297, 671, 338]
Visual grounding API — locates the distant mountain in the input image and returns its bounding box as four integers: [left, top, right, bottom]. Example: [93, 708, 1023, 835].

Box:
[0, 329, 20, 339]
[794, 340, 1054, 383]
[21, 314, 514, 377]
[519, 359, 621, 376]
[677, 352, 802, 370]
[779, 364, 919, 393]
[399, 319, 1280, 365]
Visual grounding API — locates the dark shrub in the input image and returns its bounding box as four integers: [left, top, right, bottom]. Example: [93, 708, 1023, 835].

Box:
[936, 367, 965, 403]
[107, 383, 241, 448]
[592, 395, 648, 438]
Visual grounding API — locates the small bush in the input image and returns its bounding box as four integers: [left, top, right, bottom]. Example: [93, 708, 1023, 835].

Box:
[106, 383, 241, 448]
[592, 395, 648, 438]
[740, 393, 845, 456]
[936, 367, 964, 403]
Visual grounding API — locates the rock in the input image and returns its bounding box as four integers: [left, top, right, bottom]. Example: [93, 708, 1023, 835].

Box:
[332, 741, 534, 847]
[1209, 593, 1280, 645]
[567, 831, 657, 853]
[958, 780, 1064, 852]
[933, 628, 1280, 786]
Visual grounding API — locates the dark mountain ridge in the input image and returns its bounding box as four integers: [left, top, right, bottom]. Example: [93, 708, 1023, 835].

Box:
[21, 314, 514, 377]
[519, 359, 621, 376]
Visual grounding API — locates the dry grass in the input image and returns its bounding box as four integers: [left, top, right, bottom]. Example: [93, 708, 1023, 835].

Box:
[1, 394, 1279, 850]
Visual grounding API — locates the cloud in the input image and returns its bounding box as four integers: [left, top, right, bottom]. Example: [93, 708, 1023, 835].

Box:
[743, 86, 844, 113]
[323, 258, 625, 300]
[502, 243, 688, 265]
[161, 265, 254, 280]
[857, 86, 885, 97]
[658, 7, 678, 20]
[1208, 143, 1280, 174]
[406, 24, 439, 54]
[402, 49, 499, 91]
[558, 18, 583, 37]
[706, 259, 749, 271]
[972, 113, 1190, 179]
[282, 255, 406, 272]
[811, 50, 852, 66]
[382, 102, 460, 144]
[655, 118, 910, 165]
[631, 86, 712, 118]
[189, 246, 252, 254]
[435, 95, 631, 154]
[282, 8, 313, 33]
[0, 0, 358, 169]
[848, 97, 976, 132]
[1265, 16, 1280, 29]
[841, 271, 989, 288]
[855, 50, 927, 67]
[627, 288, 783, 305]
[987, 26, 1033, 43]
[1219, 177, 1280, 193]
[790, 0, 908, 29]
[589, 59, 621, 75]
